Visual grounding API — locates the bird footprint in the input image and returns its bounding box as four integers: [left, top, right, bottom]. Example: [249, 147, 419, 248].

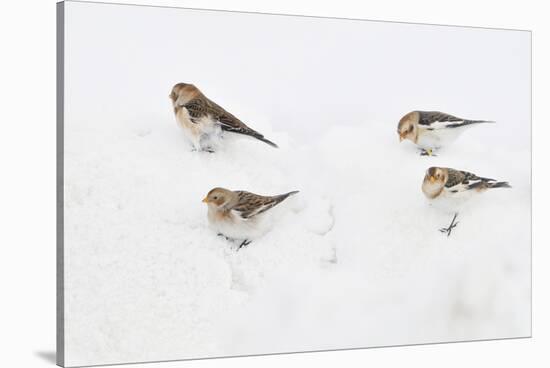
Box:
[135, 128, 152, 137]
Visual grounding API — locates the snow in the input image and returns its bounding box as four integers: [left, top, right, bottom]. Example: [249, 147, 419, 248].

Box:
[62, 2, 531, 366]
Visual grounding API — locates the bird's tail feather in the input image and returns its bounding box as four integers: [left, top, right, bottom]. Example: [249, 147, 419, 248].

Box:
[447, 120, 495, 129]
[489, 181, 511, 189]
[256, 135, 278, 148]
[220, 124, 279, 148]
[276, 190, 299, 202]
[243, 129, 279, 148]
[466, 120, 496, 125]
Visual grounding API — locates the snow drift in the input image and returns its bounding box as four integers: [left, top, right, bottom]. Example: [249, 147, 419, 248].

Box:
[64, 111, 530, 364]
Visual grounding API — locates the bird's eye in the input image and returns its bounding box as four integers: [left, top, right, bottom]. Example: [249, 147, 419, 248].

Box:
[213, 196, 218, 200]
[409, 126, 413, 132]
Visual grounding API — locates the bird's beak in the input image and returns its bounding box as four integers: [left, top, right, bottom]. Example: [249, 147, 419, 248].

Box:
[202, 197, 208, 203]
[399, 133, 405, 142]
[429, 176, 435, 183]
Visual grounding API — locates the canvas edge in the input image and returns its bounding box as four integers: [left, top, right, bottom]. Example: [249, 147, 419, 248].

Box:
[56, 1, 66, 367]
[529, 30, 533, 338]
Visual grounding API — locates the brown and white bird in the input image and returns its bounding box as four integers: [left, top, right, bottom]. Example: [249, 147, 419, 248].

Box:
[422, 167, 511, 236]
[398, 111, 494, 155]
[169, 83, 278, 152]
[202, 187, 299, 248]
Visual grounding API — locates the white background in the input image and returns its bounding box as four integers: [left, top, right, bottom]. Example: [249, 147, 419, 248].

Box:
[0, 0, 548, 367]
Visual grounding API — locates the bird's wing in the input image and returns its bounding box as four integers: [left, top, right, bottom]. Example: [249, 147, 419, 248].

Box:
[186, 97, 278, 147]
[185, 98, 255, 134]
[184, 99, 209, 123]
[206, 100, 266, 137]
[445, 169, 495, 192]
[418, 111, 493, 130]
[418, 111, 465, 129]
[231, 191, 288, 219]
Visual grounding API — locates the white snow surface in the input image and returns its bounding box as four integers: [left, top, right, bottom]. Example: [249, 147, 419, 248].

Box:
[62, 3, 531, 366]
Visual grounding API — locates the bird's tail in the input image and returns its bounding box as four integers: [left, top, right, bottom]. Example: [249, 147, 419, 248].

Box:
[276, 190, 299, 202]
[220, 123, 279, 148]
[256, 136, 279, 148]
[242, 129, 279, 148]
[489, 181, 512, 189]
[464, 119, 496, 126]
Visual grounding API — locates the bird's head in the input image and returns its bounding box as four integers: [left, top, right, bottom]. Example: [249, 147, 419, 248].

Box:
[397, 111, 420, 143]
[424, 167, 447, 187]
[202, 187, 235, 209]
[422, 167, 448, 199]
[169, 82, 200, 107]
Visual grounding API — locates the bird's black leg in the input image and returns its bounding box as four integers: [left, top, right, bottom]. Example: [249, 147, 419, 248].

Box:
[217, 233, 230, 241]
[216, 233, 250, 249]
[238, 239, 252, 250]
[439, 213, 459, 237]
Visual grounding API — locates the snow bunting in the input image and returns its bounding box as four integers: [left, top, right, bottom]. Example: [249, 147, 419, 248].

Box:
[169, 83, 278, 152]
[202, 187, 299, 249]
[398, 111, 495, 155]
[422, 167, 511, 236]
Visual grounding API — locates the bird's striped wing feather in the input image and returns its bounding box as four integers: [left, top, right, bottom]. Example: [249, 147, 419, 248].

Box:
[206, 100, 261, 136]
[419, 111, 492, 130]
[232, 191, 287, 219]
[418, 111, 466, 129]
[419, 111, 462, 125]
[186, 97, 278, 147]
[184, 99, 208, 123]
[445, 169, 495, 193]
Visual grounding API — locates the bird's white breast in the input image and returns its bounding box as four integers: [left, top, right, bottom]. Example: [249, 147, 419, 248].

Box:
[175, 109, 201, 136]
[175, 109, 222, 150]
[207, 208, 267, 241]
[417, 124, 468, 149]
[427, 187, 478, 213]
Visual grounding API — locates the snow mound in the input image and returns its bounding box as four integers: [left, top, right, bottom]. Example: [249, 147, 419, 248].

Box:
[64, 112, 530, 364]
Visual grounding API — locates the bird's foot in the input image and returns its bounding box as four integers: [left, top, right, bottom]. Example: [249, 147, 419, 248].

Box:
[216, 233, 250, 250]
[439, 213, 459, 237]
[420, 148, 436, 157]
[190, 146, 215, 153]
[217, 233, 230, 241]
[238, 239, 252, 250]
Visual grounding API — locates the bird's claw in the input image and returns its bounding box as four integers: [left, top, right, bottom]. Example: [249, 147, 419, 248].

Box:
[439, 224, 458, 236]
[439, 214, 459, 237]
[191, 147, 215, 153]
[217, 233, 230, 241]
[420, 149, 436, 157]
[238, 239, 251, 250]
[217, 233, 251, 250]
